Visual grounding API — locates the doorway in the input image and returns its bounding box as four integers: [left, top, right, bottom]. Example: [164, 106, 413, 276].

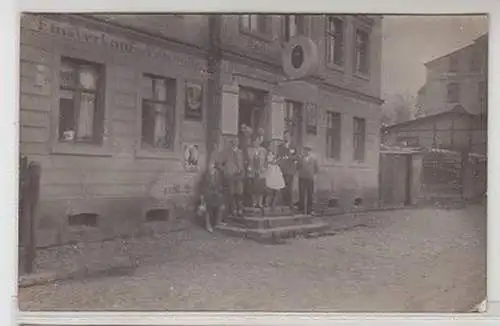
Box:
[238, 87, 266, 137]
[284, 100, 304, 149]
[379, 152, 412, 208]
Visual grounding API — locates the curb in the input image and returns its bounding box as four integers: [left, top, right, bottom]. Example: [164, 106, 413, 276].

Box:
[18, 256, 138, 288]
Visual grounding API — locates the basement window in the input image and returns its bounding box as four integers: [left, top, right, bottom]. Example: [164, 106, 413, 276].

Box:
[353, 197, 363, 206]
[145, 209, 170, 222]
[68, 213, 99, 227]
[328, 198, 339, 208]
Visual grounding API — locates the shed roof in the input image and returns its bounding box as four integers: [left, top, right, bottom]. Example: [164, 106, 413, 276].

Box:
[382, 108, 475, 132]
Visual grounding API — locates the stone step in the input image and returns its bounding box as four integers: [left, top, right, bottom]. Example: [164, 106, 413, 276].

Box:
[226, 214, 323, 229]
[216, 222, 330, 241]
[242, 206, 294, 217]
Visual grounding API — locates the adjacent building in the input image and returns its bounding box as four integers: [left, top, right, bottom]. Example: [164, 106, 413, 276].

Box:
[382, 34, 488, 201]
[19, 14, 383, 247]
[381, 106, 486, 155]
[386, 33, 488, 155]
[416, 33, 488, 117]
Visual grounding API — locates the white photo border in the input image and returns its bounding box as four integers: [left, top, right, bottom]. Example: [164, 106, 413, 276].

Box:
[1, 0, 499, 325]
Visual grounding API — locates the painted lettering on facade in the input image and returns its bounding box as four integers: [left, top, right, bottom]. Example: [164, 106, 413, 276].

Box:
[21, 15, 206, 72]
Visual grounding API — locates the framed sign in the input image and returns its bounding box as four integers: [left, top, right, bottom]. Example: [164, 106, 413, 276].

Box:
[183, 143, 200, 172]
[185, 81, 203, 120]
[306, 103, 318, 135]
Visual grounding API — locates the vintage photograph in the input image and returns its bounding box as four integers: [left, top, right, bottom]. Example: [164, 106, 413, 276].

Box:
[17, 13, 487, 312]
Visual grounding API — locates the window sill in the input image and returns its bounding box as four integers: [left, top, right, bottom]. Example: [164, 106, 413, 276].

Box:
[135, 148, 181, 161]
[51, 142, 113, 157]
[354, 72, 371, 81]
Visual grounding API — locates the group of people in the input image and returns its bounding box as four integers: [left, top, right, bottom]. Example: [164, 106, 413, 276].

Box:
[196, 124, 319, 233]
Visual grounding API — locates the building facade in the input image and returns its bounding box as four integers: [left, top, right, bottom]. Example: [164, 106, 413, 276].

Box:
[19, 14, 383, 247]
[416, 34, 488, 116]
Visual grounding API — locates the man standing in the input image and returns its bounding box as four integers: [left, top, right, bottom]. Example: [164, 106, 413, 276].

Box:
[277, 132, 298, 208]
[223, 138, 245, 217]
[298, 145, 319, 215]
[238, 124, 252, 207]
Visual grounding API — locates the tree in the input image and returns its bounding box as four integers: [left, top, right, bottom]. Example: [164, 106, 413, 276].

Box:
[381, 92, 422, 125]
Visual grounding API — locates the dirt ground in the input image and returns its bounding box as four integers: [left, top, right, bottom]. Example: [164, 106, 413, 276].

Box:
[18, 205, 486, 312]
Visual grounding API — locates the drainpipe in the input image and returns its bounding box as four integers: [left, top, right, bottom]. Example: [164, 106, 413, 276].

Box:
[205, 14, 223, 166]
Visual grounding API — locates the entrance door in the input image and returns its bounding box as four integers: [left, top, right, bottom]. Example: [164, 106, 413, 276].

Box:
[284, 100, 303, 149]
[379, 153, 411, 208]
[238, 87, 266, 136]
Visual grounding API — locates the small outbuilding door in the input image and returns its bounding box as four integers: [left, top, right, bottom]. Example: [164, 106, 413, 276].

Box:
[379, 152, 412, 208]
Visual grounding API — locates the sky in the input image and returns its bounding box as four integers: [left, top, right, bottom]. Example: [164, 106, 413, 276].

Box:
[381, 15, 489, 98]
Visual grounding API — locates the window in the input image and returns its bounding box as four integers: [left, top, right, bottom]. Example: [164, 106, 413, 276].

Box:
[326, 111, 341, 160]
[58, 57, 104, 144]
[141, 74, 176, 149]
[68, 213, 98, 227]
[353, 117, 366, 162]
[306, 104, 318, 135]
[284, 100, 303, 148]
[447, 83, 460, 103]
[449, 55, 459, 72]
[326, 17, 344, 67]
[470, 51, 481, 72]
[354, 29, 370, 75]
[240, 14, 270, 35]
[284, 15, 306, 41]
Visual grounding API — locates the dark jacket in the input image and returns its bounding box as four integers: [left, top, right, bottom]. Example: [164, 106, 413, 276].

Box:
[239, 132, 251, 169]
[224, 147, 244, 178]
[298, 153, 319, 179]
[196, 169, 224, 207]
[248, 146, 267, 178]
[277, 143, 299, 175]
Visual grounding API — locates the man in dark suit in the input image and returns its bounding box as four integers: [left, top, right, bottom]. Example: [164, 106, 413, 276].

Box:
[277, 132, 298, 208]
[297, 144, 319, 215]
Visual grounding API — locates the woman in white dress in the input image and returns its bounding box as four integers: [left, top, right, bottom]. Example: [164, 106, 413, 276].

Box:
[265, 141, 285, 209]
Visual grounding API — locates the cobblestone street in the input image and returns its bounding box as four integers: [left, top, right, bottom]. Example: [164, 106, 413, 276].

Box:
[18, 205, 486, 312]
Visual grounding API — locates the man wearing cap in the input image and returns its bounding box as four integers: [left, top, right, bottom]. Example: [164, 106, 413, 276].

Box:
[297, 144, 319, 215]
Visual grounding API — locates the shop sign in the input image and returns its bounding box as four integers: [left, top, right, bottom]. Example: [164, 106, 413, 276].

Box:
[21, 15, 206, 73]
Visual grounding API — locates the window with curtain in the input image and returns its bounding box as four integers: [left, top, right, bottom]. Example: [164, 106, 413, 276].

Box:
[354, 29, 370, 75]
[326, 16, 344, 67]
[58, 57, 104, 144]
[141, 74, 176, 149]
